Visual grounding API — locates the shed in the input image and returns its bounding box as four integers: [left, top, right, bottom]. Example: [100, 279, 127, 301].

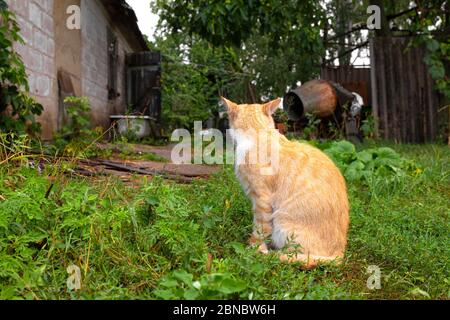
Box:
[6, 0, 160, 139]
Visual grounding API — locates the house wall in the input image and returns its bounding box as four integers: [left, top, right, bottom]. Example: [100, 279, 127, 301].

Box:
[54, 0, 82, 96]
[81, 0, 134, 128]
[6, 0, 58, 140]
[53, 0, 82, 131]
[7, 0, 142, 139]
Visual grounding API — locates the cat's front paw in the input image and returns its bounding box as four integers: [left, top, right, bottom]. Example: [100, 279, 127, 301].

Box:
[249, 234, 261, 246]
[257, 243, 269, 254]
[249, 235, 269, 254]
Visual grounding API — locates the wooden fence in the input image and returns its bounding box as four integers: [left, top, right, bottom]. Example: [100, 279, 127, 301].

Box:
[321, 66, 371, 106]
[371, 37, 441, 143]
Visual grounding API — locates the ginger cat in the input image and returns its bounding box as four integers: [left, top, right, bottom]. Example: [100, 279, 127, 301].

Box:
[222, 97, 349, 269]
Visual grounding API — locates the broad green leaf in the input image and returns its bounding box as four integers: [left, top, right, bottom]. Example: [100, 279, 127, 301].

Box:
[183, 288, 200, 300]
[217, 277, 247, 294]
[173, 270, 194, 286]
[345, 161, 365, 181]
[356, 150, 373, 163]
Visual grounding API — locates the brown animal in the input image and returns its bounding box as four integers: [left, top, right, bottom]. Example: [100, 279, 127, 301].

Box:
[223, 97, 349, 269]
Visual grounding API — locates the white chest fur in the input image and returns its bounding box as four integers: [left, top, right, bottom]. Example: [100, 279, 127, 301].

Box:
[229, 128, 254, 196]
[229, 129, 254, 167]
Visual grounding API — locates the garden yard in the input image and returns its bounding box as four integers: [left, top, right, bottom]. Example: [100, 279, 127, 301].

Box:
[1, 0, 449, 302]
[0, 139, 448, 300]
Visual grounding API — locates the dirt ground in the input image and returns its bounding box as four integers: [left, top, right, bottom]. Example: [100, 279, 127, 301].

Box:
[76, 143, 220, 184]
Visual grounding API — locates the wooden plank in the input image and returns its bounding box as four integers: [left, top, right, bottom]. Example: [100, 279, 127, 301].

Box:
[126, 67, 131, 106]
[405, 42, 415, 143]
[416, 46, 426, 142]
[374, 39, 382, 135]
[134, 69, 139, 106]
[411, 45, 420, 143]
[387, 38, 396, 141]
[377, 38, 389, 139]
[393, 39, 401, 141]
[417, 45, 427, 141]
[400, 39, 409, 142]
[394, 39, 405, 142]
[425, 55, 437, 141]
[374, 43, 386, 138]
[369, 39, 379, 137]
[386, 37, 398, 141]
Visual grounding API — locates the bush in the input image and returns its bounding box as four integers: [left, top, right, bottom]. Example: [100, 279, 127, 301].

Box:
[310, 140, 420, 183]
[52, 96, 103, 157]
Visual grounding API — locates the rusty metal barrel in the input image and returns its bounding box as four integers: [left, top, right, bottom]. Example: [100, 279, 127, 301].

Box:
[283, 79, 354, 120]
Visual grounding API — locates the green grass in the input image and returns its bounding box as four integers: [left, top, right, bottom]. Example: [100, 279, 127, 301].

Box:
[0, 143, 448, 300]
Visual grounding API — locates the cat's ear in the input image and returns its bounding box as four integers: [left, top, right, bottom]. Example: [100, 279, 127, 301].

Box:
[221, 97, 238, 114]
[264, 98, 282, 116]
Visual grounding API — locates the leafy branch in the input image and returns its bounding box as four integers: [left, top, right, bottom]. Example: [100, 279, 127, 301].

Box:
[0, 2, 43, 136]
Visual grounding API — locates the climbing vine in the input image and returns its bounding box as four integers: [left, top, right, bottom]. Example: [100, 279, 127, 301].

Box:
[424, 38, 450, 99]
[0, 0, 43, 136]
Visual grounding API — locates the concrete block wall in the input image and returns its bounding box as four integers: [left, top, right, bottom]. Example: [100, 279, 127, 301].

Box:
[81, 0, 109, 127]
[81, 0, 134, 128]
[6, 0, 57, 140]
[7, 0, 140, 138]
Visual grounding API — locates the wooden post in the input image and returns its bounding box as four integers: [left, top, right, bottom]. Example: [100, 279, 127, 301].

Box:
[369, 38, 379, 138]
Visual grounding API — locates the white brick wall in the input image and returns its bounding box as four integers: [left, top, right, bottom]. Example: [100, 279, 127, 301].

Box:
[6, 0, 57, 139]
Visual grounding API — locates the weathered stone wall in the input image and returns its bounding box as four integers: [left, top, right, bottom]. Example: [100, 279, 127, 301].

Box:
[6, 0, 57, 140]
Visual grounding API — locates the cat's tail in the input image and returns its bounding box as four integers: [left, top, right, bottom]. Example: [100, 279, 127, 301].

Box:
[278, 253, 343, 270]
